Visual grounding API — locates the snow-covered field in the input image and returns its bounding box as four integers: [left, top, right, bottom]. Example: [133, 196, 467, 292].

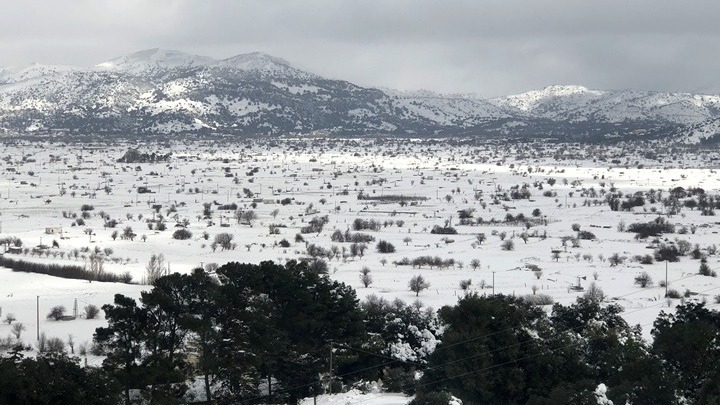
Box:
[0, 138, 719, 389]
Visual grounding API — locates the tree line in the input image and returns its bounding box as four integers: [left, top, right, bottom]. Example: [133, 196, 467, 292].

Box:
[0, 260, 718, 404]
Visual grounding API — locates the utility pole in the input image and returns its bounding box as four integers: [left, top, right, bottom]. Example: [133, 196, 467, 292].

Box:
[328, 341, 333, 395]
[665, 260, 668, 297]
[492, 271, 496, 296]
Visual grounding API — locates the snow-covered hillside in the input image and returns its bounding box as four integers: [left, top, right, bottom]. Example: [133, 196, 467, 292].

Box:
[1, 49, 720, 141]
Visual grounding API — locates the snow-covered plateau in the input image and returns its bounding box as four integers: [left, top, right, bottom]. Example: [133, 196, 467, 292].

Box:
[0, 137, 718, 403]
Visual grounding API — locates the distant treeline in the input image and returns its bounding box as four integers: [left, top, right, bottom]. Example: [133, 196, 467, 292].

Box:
[0, 256, 131, 284]
[117, 148, 171, 163]
[357, 193, 427, 202]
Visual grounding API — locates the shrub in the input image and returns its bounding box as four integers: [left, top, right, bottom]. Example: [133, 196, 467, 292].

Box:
[654, 244, 680, 262]
[278, 239, 291, 248]
[430, 225, 457, 235]
[383, 367, 415, 393]
[577, 230, 596, 240]
[359, 267, 373, 288]
[638, 254, 654, 265]
[172, 228, 192, 240]
[307, 258, 329, 274]
[501, 239, 515, 251]
[459, 279, 472, 290]
[376, 240, 396, 253]
[45, 337, 66, 353]
[4, 313, 16, 325]
[47, 306, 67, 321]
[608, 253, 626, 266]
[521, 294, 554, 305]
[352, 218, 381, 231]
[699, 258, 717, 277]
[627, 217, 675, 238]
[583, 282, 606, 303]
[84, 305, 100, 319]
[634, 272, 653, 288]
[666, 289, 682, 299]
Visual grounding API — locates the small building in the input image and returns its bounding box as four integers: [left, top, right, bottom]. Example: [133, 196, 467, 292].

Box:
[45, 227, 62, 235]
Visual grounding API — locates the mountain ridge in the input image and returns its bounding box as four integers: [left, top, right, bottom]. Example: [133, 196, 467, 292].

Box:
[0, 48, 717, 143]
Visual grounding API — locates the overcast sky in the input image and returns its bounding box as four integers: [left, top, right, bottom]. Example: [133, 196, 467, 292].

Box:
[2, 0, 719, 97]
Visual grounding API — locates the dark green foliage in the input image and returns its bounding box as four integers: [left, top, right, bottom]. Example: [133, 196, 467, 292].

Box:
[418, 294, 577, 404]
[376, 240, 396, 253]
[353, 218, 382, 231]
[409, 390, 454, 405]
[430, 225, 457, 234]
[627, 217, 675, 238]
[0, 352, 121, 405]
[171, 228, 192, 240]
[117, 148, 170, 163]
[652, 302, 720, 401]
[655, 244, 681, 262]
[214, 260, 365, 403]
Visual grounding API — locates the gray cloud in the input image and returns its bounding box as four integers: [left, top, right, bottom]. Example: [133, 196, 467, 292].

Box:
[2, 0, 719, 96]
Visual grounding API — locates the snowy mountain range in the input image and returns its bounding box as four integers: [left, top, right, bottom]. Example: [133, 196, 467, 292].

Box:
[1, 48, 719, 143]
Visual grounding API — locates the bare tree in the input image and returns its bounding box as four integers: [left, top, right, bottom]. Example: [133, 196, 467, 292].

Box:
[583, 282, 606, 303]
[409, 275, 430, 297]
[360, 267, 373, 288]
[214, 233, 234, 250]
[11, 322, 25, 339]
[145, 253, 167, 285]
[4, 313, 16, 324]
[89, 254, 104, 280]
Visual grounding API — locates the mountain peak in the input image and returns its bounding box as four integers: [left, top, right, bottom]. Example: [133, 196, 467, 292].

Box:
[216, 51, 318, 79]
[540, 84, 592, 95]
[96, 48, 214, 72]
[221, 51, 290, 67]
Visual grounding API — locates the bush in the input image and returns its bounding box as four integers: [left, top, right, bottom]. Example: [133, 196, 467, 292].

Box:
[583, 282, 605, 302]
[430, 225, 457, 235]
[172, 228, 192, 240]
[47, 306, 67, 321]
[353, 218, 382, 231]
[634, 272, 653, 288]
[608, 253, 626, 266]
[699, 258, 717, 277]
[666, 289, 682, 299]
[459, 279, 472, 290]
[84, 305, 100, 319]
[627, 217, 675, 238]
[501, 239, 515, 251]
[654, 244, 680, 262]
[45, 337, 66, 353]
[376, 240, 396, 253]
[577, 230, 596, 240]
[278, 239, 291, 248]
[383, 367, 416, 393]
[521, 294, 554, 305]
